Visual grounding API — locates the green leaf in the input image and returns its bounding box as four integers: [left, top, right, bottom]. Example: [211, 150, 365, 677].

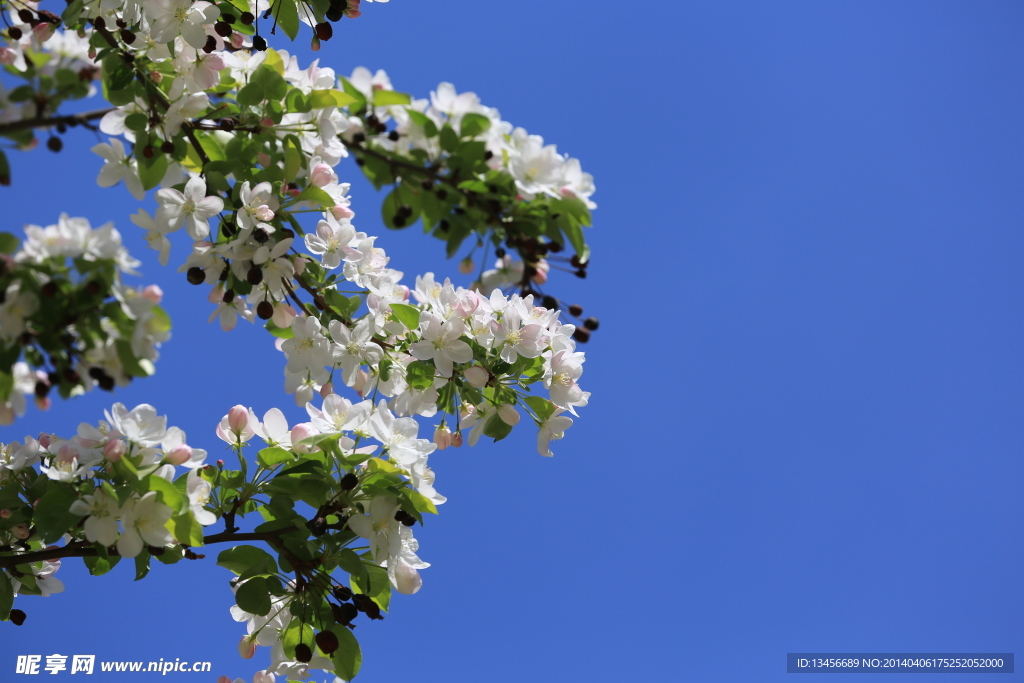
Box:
[459, 112, 491, 138]
[147, 475, 184, 513]
[293, 185, 336, 208]
[406, 360, 435, 391]
[61, 0, 84, 26]
[101, 54, 134, 92]
[134, 548, 151, 581]
[138, 152, 168, 191]
[271, 0, 299, 40]
[407, 489, 438, 515]
[523, 396, 556, 423]
[350, 560, 390, 611]
[406, 110, 438, 138]
[218, 545, 278, 576]
[283, 136, 302, 183]
[282, 618, 314, 659]
[0, 232, 18, 254]
[388, 303, 420, 331]
[34, 485, 79, 545]
[124, 113, 148, 133]
[439, 125, 459, 153]
[0, 570, 13, 619]
[308, 89, 357, 109]
[372, 90, 411, 107]
[84, 553, 120, 576]
[115, 340, 155, 378]
[237, 82, 265, 107]
[171, 512, 204, 547]
[258, 447, 294, 468]
[482, 412, 513, 442]
[235, 576, 272, 616]
[329, 626, 362, 680]
[336, 549, 367, 582]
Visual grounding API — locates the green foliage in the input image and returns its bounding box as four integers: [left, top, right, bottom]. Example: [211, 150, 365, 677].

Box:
[34, 485, 80, 545]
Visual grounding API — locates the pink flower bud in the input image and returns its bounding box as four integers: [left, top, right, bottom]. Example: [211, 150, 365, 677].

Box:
[227, 405, 250, 433]
[272, 303, 297, 329]
[353, 369, 369, 397]
[103, 439, 126, 462]
[217, 676, 233, 683]
[459, 257, 474, 275]
[238, 636, 257, 659]
[12, 523, 30, 540]
[165, 445, 192, 466]
[141, 284, 164, 303]
[32, 23, 55, 42]
[497, 404, 520, 426]
[433, 426, 451, 450]
[37, 433, 52, 448]
[290, 423, 312, 444]
[34, 396, 51, 411]
[0, 48, 17, 66]
[330, 204, 354, 220]
[310, 35, 321, 51]
[255, 205, 275, 221]
[217, 459, 224, 467]
[451, 432, 463, 447]
[393, 563, 422, 595]
[463, 366, 488, 389]
[531, 258, 549, 285]
[310, 163, 336, 187]
[319, 382, 334, 398]
[253, 672, 276, 683]
[293, 257, 307, 275]
[149, 70, 163, 83]
[0, 509, 10, 519]
[257, 152, 271, 167]
[208, 283, 225, 304]
[230, 33, 244, 49]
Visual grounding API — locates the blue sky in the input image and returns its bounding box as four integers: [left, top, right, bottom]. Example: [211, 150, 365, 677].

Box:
[2, 1, 1022, 681]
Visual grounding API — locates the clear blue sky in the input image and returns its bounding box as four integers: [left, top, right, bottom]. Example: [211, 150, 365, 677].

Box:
[2, 1, 1022, 681]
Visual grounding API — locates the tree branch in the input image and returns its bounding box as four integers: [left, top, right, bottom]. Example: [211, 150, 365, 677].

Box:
[0, 108, 114, 136]
[0, 528, 291, 570]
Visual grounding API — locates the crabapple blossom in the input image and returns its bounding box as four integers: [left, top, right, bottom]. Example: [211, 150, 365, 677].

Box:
[409, 314, 473, 378]
[117, 491, 174, 558]
[156, 176, 224, 240]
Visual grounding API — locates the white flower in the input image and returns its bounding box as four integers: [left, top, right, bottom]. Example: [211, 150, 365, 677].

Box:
[408, 314, 473, 378]
[303, 215, 355, 269]
[156, 176, 224, 240]
[186, 470, 217, 525]
[537, 409, 573, 457]
[329, 319, 384, 386]
[144, 0, 220, 48]
[104, 403, 167, 447]
[69, 488, 121, 546]
[92, 138, 144, 200]
[280, 316, 332, 374]
[117, 492, 174, 558]
[237, 181, 278, 234]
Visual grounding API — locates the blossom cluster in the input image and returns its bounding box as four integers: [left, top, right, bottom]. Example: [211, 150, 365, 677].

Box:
[0, 215, 169, 424]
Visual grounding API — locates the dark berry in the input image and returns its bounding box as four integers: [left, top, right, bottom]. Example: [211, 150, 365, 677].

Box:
[214, 21, 232, 37]
[246, 265, 263, 285]
[315, 630, 339, 655]
[46, 137, 62, 152]
[8, 27, 22, 40]
[120, 28, 136, 44]
[186, 267, 205, 285]
[294, 643, 312, 663]
[387, 130, 399, 141]
[340, 472, 358, 490]
[483, 150, 494, 160]
[222, 289, 235, 303]
[352, 132, 366, 144]
[421, 179, 433, 190]
[331, 602, 357, 624]
[98, 374, 115, 392]
[18, 9, 34, 22]
[34, 381, 49, 398]
[575, 268, 587, 279]
[142, 144, 154, 158]
[254, 228, 269, 243]
[9, 609, 26, 626]
[222, 12, 235, 23]
[203, 35, 216, 53]
[219, 118, 236, 131]
[315, 22, 332, 40]
[572, 327, 591, 343]
[240, 11, 254, 24]
[252, 35, 267, 51]
[583, 316, 599, 331]
[332, 585, 353, 602]
[435, 189, 447, 200]
[256, 300, 273, 320]
[160, 140, 175, 154]
[352, 594, 382, 619]
[392, 215, 406, 228]
[541, 295, 558, 310]
[495, 248, 506, 259]
[91, 15, 105, 29]
[568, 304, 583, 317]
[41, 282, 58, 297]
[547, 240, 564, 253]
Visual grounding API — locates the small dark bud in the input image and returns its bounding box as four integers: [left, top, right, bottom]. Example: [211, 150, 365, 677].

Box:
[203, 35, 216, 53]
[438, 219, 450, 232]
[46, 137, 62, 153]
[160, 140, 175, 154]
[222, 12, 235, 23]
[572, 327, 591, 343]
[34, 381, 49, 399]
[523, 265, 537, 279]
[256, 300, 273, 320]
[240, 11, 254, 24]
[452, 205, 465, 215]
[120, 28, 136, 44]
[332, 585, 354, 602]
[218, 264, 229, 281]
[568, 304, 583, 317]
[495, 248, 506, 259]
[340, 472, 358, 490]
[394, 510, 416, 527]
[315, 22, 333, 40]
[547, 240, 564, 253]
[186, 267, 205, 285]
[315, 630, 339, 655]
[48, 372, 60, 385]
[222, 289, 235, 304]
[570, 254, 587, 268]
[41, 282, 58, 298]
[246, 265, 263, 285]
[252, 34, 267, 51]
[281, 228, 295, 239]
[542, 295, 558, 310]
[366, 114, 380, 128]
[575, 268, 587, 279]
[487, 184, 499, 194]
[392, 215, 406, 228]
[253, 228, 269, 243]
[18, 9, 34, 22]
[583, 316, 599, 331]
[98, 374, 115, 392]
[421, 179, 433, 191]
[62, 368, 80, 385]
[91, 15, 105, 29]
[38, 9, 61, 24]
[9, 609, 26, 626]
[352, 594, 383, 619]
[331, 602, 357, 624]
[355, 157, 365, 167]
[116, 17, 127, 28]
[214, 21, 232, 37]
[435, 188, 447, 200]
[219, 118, 236, 131]
[8, 27, 22, 40]
[88, 367, 105, 380]
[294, 643, 312, 663]
[387, 130, 399, 141]
[352, 132, 366, 144]
[483, 150, 494, 160]
[142, 144, 154, 158]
